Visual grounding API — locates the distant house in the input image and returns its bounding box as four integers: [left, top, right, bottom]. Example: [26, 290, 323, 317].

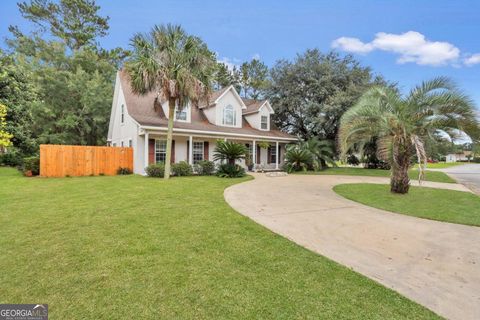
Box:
[107, 71, 297, 174]
[445, 151, 472, 162]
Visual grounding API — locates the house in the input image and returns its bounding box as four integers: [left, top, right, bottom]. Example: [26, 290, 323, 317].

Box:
[107, 71, 298, 175]
[445, 150, 472, 163]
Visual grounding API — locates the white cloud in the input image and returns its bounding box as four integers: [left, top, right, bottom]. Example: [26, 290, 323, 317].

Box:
[331, 37, 374, 54]
[332, 31, 460, 66]
[464, 53, 480, 66]
[252, 53, 261, 60]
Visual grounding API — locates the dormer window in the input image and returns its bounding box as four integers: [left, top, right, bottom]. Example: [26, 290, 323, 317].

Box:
[222, 105, 236, 126]
[175, 105, 188, 121]
[261, 115, 268, 130]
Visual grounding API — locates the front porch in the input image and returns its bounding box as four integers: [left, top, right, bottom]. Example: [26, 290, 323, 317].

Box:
[140, 131, 289, 174]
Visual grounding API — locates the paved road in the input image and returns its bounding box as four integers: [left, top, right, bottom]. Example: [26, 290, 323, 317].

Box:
[225, 174, 480, 320]
[441, 164, 480, 194]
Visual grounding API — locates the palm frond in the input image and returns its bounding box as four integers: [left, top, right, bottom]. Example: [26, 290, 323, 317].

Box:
[411, 135, 427, 184]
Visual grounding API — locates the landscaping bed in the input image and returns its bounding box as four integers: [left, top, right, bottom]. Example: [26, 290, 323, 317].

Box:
[0, 167, 438, 319]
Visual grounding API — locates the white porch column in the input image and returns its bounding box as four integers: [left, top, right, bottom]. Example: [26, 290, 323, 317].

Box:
[275, 141, 279, 170]
[252, 140, 256, 168]
[144, 132, 149, 174]
[188, 135, 193, 165]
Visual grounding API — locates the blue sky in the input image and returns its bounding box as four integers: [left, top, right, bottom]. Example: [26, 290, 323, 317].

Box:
[1, 0, 479, 108]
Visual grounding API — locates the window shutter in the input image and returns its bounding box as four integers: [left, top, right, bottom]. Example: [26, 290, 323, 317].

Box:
[204, 141, 209, 160]
[278, 145, 281, 164]
[256, 145, 261, 164]
[187, 140, 189, 162]
[171, 140, 175, 164]
[267, 146, 272, 164]
[148, 139, 155, 164]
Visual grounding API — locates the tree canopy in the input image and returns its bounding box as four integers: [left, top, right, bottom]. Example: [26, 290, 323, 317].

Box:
[16, 0, 109, 50]
[3, 0, 126, 154]
[268, 50, 391, 143]
[214, 58, 269, 99]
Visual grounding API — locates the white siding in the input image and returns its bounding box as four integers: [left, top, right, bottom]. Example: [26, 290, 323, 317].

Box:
[214, 90, 244, 128]
[203, 106, 216, 124]
[244, 103, 273, 131]
[109, 74, 142, 173]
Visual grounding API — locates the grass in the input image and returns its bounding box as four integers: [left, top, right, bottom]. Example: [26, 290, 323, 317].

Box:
[334, 183, 480, 227]
[417, 162, 465, 169]
[294, 167, 456, 183]
[0, 167, 439, 319]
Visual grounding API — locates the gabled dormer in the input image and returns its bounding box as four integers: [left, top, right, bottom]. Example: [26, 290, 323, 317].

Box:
[242, 100, 274, 131]
[160, 101, 192, 123]
[199, 85, 247, 128]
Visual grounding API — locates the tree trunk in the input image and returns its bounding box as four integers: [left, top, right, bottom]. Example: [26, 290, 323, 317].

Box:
[164, 98, 175, 179]
[390, 153, 410, 194]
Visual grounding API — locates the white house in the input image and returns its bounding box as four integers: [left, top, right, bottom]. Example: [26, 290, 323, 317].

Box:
[107, 70, 298, 175]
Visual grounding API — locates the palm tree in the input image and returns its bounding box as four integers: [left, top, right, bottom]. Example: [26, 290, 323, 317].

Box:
[284, 146, 313, 173]
[126, 24, 216, 179]
[213, 141, 246, 165]
[300, 138, 336, 170]
[339, 77, 479, 194]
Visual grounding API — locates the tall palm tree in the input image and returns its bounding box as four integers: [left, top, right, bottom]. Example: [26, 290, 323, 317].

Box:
[339, 77, 479, 194]
[126, 24, 216, 179]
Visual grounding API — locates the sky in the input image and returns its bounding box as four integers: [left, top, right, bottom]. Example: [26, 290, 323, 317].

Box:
[1, 0, 479, 109]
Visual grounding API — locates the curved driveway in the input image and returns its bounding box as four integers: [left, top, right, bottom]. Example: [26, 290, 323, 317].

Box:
[224, 174, 480, 320]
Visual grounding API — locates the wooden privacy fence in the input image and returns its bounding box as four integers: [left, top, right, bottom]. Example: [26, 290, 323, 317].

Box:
[40, 144, 133, 177]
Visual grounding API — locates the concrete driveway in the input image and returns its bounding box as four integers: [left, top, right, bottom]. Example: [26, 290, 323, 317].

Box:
[440, 163, 480, 194]
[224, 174, 480, 320]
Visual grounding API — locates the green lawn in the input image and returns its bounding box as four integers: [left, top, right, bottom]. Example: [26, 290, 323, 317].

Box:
[417, 162, 465, 169]
[0, 167, 438, 319]
[294, 167, 456, 183]
[334, 183, 480, 227]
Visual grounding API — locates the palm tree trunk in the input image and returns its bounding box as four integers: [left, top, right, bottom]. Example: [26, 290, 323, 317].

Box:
[164, 98, 175, 179]
[390, 153, 410, 194]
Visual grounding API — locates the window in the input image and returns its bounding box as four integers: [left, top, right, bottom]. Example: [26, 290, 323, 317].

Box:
[112, 143, 117, 147]
[261, 115, 268, 130]
[175, 105, 188, 121]
[193, 142, 204, 164]
[222, 105, 236, 126]
[121, 104, 125, 124]
[128, 139, 132, 148]
[121, 141, 124, 147]
[155, 140, 167, 163]
[270, 145, 277, 164]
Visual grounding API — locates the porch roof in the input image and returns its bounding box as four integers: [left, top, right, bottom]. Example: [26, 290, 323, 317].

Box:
[141, 126, 296, 142]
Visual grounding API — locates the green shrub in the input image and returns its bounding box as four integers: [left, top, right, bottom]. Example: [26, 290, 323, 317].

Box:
[216, 163, 245, 178]
[0, 151, 23, 167]
[346, 154, 360, 166]
[22, 156, 40, 176]
[145, 163, 165, 178]
[195, 160, 215, 175]
[172, 161, 193, 176]
[284, 147, 312, 173]
[117, 167, 132, 175]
